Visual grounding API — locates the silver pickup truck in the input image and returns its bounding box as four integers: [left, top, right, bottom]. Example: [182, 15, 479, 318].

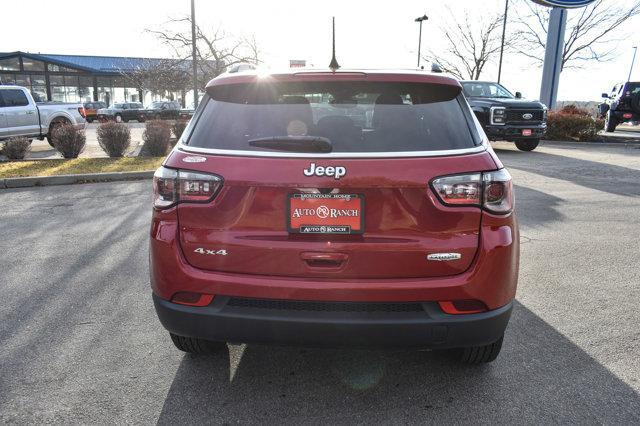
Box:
[0, 85, 86, 146]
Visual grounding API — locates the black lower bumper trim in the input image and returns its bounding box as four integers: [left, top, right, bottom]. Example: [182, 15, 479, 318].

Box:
[153, 294, 512, 349]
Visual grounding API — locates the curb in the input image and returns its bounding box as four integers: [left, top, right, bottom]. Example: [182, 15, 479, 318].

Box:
[0, 170, 154, 189]
[599, 137, 640, 144]
[541, 139, 640, 148]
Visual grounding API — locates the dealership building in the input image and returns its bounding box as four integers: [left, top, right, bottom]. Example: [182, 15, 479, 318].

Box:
[0, 51, 201, 107]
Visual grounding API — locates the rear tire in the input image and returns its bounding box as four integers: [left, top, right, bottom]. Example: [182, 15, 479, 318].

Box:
[46, 118, 70, 147]
[604, 111, 617, 132]
[631, 92, 640, 115]
[457, 336, 504, 364]
[169, 333, 227, 354]
[115, 114, 123, 123]
[515, 138, 539, 151]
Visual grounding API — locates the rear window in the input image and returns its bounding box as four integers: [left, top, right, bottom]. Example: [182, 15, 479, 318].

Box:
[185, 81, 480, 153]
[625, 83, 640, 94]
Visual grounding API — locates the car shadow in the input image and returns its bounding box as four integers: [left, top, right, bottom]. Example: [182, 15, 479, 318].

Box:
[493, 147, 640, 198]
[513, 184, 565, 227]
[156, 302, 640, 424]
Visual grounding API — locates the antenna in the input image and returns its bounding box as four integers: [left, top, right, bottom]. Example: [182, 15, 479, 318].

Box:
[328, 17, 340, 71]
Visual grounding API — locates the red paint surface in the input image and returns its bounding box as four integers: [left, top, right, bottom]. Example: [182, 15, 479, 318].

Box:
[151, 151, 519, 310]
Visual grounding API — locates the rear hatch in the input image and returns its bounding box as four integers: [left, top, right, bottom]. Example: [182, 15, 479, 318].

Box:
[169, 73, 498, 279]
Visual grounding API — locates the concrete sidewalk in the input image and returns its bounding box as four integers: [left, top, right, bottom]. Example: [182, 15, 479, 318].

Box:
[599, 124, 640, 143]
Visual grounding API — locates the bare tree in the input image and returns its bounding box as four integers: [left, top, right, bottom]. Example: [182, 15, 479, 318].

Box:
[146, 18, 260, 88]
[423, 10, 508, 80]
[120, 58, 191, 99]
[514, 0, 640, 71]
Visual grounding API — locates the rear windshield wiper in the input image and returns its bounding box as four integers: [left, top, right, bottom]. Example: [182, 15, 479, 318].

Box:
[248, 136, 333, 153]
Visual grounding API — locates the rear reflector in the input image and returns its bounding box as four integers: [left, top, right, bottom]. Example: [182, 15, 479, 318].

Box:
[171, 292, 214, 307]
[439, 300, 487, 315]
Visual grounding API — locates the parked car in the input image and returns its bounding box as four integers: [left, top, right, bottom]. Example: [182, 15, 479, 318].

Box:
[461, 81, 547, 151]
[145, 101, 182, 120]
[97, 102, 146, 123]
[598, 81, 640, 132]
[178, 107, 194, 120]
[150, 69, 519, 364]
[0, 85, 86, 146]
[83, 101, 107, 123]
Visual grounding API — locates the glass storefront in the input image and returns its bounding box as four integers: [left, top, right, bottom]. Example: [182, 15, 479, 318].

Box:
[0, 72, 47, 101]
[0, 57, 20, 71]
[0, 53, 193, 106]
[22, 58, 45, 72]
[47, 64, 78, 73]
[96, 76, 144, 105]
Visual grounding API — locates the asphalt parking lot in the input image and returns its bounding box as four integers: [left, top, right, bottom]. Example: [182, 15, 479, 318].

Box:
[1, 141, 639, 424]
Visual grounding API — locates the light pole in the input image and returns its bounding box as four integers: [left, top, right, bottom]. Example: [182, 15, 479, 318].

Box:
[415, 14, 428, 68]
[191, 0, 198, 108]
[497, 0, 509, 84]
[628, 46, 638, 82]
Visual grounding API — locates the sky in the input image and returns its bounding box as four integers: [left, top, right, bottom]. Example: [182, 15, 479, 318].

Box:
[2, 0, 639, 101]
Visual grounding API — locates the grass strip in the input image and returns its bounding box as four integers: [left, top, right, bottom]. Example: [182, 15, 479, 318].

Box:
[0, 157, 164, 178]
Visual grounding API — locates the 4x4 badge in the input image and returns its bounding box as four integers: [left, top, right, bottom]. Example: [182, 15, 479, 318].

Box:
[303, 163, 346, 180]
[194, 248, 228, 256]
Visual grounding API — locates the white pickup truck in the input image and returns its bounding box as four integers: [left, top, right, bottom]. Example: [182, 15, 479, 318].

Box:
[0, 85, 86, 146]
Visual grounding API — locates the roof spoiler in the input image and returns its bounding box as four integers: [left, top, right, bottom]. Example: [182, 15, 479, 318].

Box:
[226, 63, 257, 74]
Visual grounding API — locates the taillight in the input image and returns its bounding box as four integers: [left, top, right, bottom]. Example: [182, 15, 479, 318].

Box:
[431, 173, 481, 206]
[78, 107, 86, 118]
[153, 166, 222, 209]
[153, 167, 178, 208]
[483, 169, 513, 214]
[431, 169, 513, 214]
[178, 170, 222, 202]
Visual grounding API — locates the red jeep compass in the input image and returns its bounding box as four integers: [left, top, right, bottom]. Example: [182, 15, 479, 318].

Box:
[150, 69, 519, 364]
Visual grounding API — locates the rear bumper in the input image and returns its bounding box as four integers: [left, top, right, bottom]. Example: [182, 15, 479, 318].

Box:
[153, 293, 512, 349]
[612, 110, 640, 123]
